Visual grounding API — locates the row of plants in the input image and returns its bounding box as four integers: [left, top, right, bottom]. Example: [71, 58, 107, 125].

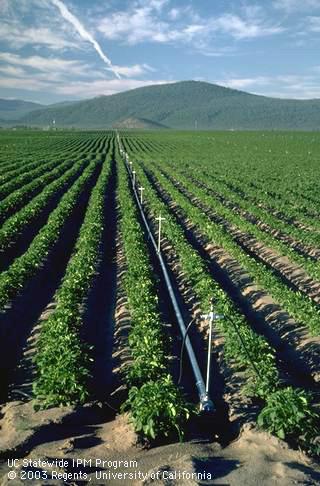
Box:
[33, 148, 113, 407]
[0, 134, 111, 226]
[181, 168, 320, 252]
[116, 146, 191, 440]
[129, 131, 320, 232]
[0, 157, 81, 225]
[157, 163, 320, 285]
[0, 135, 86, 179]
[143, 161, 320, 337]
[0, 156, 91, 258]
[234, 169, 320, 220]
[0, 133, 106, 180]
[203, 171, 320, 234]
[0, 155, 61, 192]
[202, 168, 320, 232]
[0, 145, 59, 176]
[121, 139, 319, 455]
[0, 155, 102, 310]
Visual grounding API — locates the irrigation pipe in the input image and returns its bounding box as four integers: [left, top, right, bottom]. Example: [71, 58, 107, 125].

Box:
[178, 317, 196, 386]
[119, 147, 214, 413]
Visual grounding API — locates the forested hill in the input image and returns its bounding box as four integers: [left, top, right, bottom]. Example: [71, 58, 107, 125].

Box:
[7, 81, 320, 129]
[0, 99, 44, 120]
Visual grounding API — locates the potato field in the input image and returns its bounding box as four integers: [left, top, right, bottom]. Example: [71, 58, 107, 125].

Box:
[0, 129, 319, 477]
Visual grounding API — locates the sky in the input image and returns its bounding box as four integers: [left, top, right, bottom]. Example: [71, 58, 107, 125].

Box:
[0, 0, 320, 103]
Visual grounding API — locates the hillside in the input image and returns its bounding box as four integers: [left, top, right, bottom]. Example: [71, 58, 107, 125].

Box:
[112, 116, 168, 129]
[12, 81, 320, 129]
[0, 99, 44, 120]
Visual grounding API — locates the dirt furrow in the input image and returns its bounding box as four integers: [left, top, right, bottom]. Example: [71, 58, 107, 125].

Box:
[140, 210, 243, 440]
[185, 175, 320, 261]
[166, 174, 320, 305]
[221, 179, 320, 233]
[144, 173, 320, 384]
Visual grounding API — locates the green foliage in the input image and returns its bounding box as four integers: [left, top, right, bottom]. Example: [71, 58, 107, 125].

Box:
[117, 151, 191, 439]
[121, 131, 320, 453]
[123, 375, 192, 441]
[33, 149, 112, 407]
[0, 156, 101, 310]
[118, 157, 168, 385]
[258, 388, 320, 455]
[0, 157, 89, 254]
[147, 162, 320, 336]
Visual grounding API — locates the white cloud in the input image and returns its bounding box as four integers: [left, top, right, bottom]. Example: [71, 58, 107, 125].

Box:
[216, 74, 320, 99]
[54, 78, 172, 97]
[0, 52, 89, 76]
[112, 63, 155, 77]
[98, 2, 284, 46]
[219, 77, 272, 89]
[212, 14, 284, 39]
[0, 52, 154, 87]
[0, 65, 27, 77]
[0, 77, 51, 91]
[307, 16, 320, 31]
[0, 74, 172, 99]
[168, 8, 180, 20]
[98, 4, 166, 44]
[273, 0, 320, 12]
[0, 21, 79, 50]
[0, 51, 159, 97]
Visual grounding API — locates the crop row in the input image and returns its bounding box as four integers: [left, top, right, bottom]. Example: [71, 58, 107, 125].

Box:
[0, 156, 85, 225]
[116, 146, 190, 440]
[0, 156, 91, 262]
[201, 170, 320, 233]
[121, 138, 319, 454]
[179, 168, 320, 252]
[0, 155, 102, 310]
[126, 132, 320, 232]
[141, 160, 320, 337]
[0, 156, 63, 191]
[0, 134, 108, 182]
[0, 136, 85, 176]
[34, 148, 113, 407]
[157, 164, 320, 289]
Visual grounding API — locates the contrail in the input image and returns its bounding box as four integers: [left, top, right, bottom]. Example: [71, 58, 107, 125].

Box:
[51, 0, 121, 79]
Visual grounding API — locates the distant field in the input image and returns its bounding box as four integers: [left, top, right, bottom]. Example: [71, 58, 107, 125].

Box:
[0, 129, 319, 455]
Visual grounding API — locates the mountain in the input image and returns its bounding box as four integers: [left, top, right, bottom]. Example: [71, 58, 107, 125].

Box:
[0, 99, 44, 120]
[112, 117, 168, 129]
[10, 81, 320, 129]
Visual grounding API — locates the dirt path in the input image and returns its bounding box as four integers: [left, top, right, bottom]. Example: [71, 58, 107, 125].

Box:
[0, 401, 319, 485]
[186, 174, 320, 261]
[163, 171, 320, 305]
[144, 171, 320, 384]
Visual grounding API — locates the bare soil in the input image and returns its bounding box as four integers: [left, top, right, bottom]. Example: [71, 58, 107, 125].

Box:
[186, 174, 320, 261]
[0, 401, 319, 485]
[145, 171, 320, 384]
[166, 171, 320, 305]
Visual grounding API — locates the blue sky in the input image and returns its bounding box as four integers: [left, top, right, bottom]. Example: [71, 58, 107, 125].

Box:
[0, 0, 320, 103]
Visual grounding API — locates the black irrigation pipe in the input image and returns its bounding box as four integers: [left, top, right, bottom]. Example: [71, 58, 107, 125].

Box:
[118, 140, 214, 414]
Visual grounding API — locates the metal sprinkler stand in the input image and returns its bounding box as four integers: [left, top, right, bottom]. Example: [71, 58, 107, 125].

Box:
[155, 214, 165, 253]
[201, 299, 224, 400]
[138, 186, 145, 204]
